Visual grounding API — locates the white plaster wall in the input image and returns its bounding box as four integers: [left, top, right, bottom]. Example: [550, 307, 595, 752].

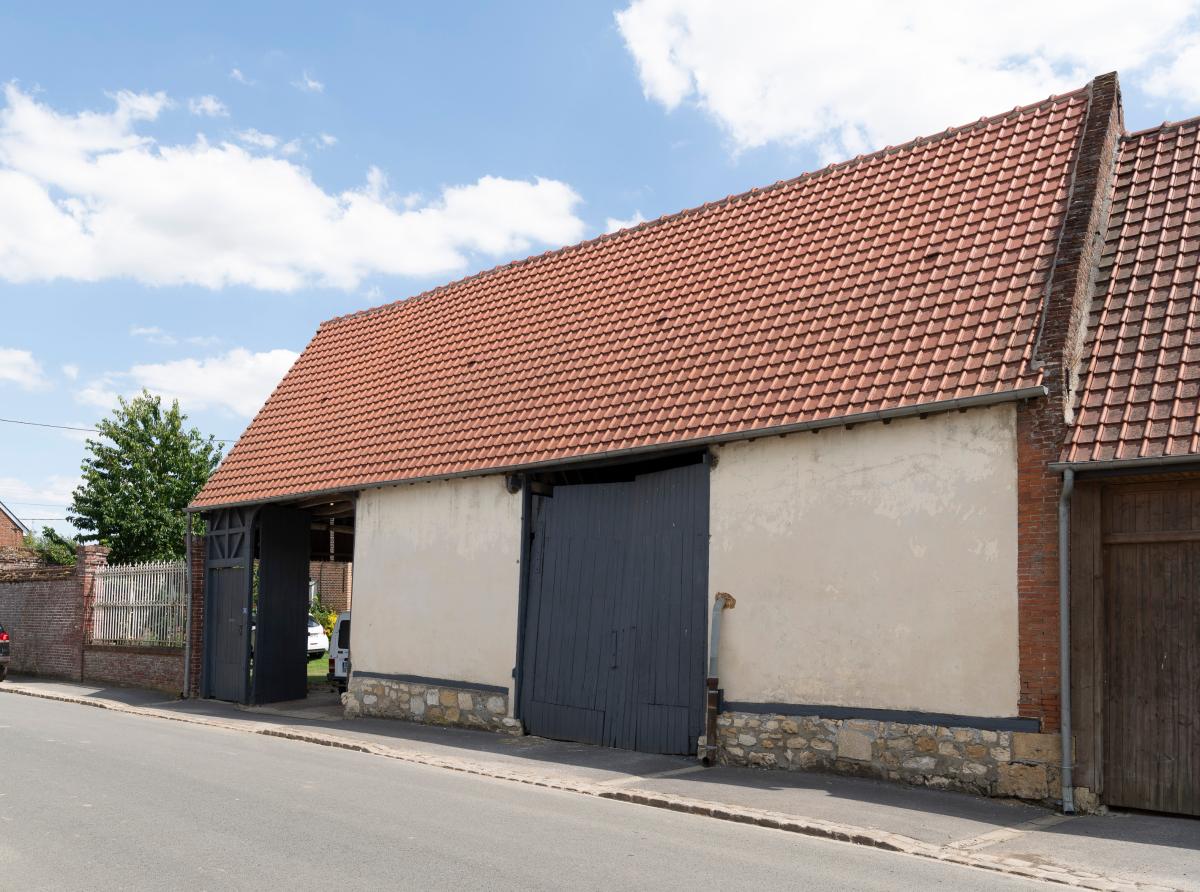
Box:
[710, 405, 1019, 717]
[351, 476, 522, 696]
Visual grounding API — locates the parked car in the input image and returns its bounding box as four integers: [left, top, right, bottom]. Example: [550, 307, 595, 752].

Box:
[307, 614, 329, 658]
[328, 611, 350, 692]
[0, 622, 10, 682]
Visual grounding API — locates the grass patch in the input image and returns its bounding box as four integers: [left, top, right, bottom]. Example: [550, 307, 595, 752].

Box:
[307, 650, 329, 684]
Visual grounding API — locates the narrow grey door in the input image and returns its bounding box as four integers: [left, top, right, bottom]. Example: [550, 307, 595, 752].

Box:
[208, 566, 248, 702]
[519, 460, 708, 755]
[203, 506, 255, 703]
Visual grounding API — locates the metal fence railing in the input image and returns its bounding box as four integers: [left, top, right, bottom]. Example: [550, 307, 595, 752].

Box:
[89, 560, 187, 648]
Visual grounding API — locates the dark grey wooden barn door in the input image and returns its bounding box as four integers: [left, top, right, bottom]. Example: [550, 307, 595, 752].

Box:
[519, 461, 708, 755]
[253, 505, 312, 705]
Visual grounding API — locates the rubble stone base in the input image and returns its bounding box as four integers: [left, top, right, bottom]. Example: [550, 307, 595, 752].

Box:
[707, 711, 1078, 808]
[343, 676, 523, 735]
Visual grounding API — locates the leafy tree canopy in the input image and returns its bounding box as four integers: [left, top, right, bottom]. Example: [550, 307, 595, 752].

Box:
[22, 526, 79, 566]
[68, 391, 222, 564]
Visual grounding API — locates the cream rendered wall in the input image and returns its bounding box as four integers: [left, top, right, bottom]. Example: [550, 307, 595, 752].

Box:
[710, 405, 1019, 718]
[351, 476, 522, 697]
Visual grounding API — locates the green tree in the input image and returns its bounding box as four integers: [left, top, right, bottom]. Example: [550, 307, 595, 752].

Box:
[68, 391, 223, 564]
[22, 526, 79, 566]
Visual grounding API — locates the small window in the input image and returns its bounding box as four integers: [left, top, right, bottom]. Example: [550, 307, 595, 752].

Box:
[337, 619, 350, 649]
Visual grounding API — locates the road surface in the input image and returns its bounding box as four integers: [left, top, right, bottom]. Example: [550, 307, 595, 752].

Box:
[0, 694, 1049, 890]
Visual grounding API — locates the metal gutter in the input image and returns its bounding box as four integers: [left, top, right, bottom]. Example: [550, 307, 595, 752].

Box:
[1058, 468, 1075, 814]
[1049, 453, 1200, 474]
[189, 386, 1049, 514]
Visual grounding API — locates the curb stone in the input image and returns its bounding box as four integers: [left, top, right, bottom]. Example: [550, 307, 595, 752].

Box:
[0, 684, 1176, 892]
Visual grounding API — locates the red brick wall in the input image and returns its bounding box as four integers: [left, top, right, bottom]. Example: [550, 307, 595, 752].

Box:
[187, 535, 205, 698]
[83, 645, 182, 693]
[0, 568, 82, 678]
[0, 544, 188, 693]
[0, 546, 43, 572]
[0, 544, 109, 679]
[0, 519, 25, 549]
[310, 560, 352, 613]
[1016, 73, 1123, 731]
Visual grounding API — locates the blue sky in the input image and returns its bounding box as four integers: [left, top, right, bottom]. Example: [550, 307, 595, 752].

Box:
[3, 1, 1200, 532]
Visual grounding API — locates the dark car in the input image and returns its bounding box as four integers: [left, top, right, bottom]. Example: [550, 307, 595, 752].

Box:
[0, 622, 9, 682]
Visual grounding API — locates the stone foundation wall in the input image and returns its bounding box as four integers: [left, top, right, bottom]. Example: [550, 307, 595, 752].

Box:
[708, 711, 1075, 808]
[343, 675, 523, 735]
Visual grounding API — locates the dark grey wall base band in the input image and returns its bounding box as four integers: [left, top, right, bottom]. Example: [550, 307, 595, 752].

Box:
[352, 671, 509, 695]
[722, 702, 1040, 733]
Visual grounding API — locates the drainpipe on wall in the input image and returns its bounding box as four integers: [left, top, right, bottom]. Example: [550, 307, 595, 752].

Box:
[1059, 468, 1075, 814]
[703, 591, 736, 766]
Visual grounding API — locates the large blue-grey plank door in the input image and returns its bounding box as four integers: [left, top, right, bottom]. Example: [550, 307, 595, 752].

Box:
[520, 461, 708, 755]
[253, 505, 311, 705]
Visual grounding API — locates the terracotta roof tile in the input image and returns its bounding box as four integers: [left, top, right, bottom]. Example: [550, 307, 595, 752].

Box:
[194, 89, 1090, 509]
[1064, 118, 1200, 463]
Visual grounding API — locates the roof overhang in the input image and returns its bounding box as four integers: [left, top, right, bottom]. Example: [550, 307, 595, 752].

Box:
[189, 385, 1047, 514]
[1049, 453, 1200, 477]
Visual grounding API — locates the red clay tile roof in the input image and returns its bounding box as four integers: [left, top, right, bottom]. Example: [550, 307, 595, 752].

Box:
[1064, 119, 1200, 463]
[194, 89, 1091, 509]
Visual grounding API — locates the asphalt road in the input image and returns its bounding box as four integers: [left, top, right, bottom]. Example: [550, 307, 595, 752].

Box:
[0, 695, 1050, 890]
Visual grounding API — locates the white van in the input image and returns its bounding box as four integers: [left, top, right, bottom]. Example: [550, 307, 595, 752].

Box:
[328, 611, 351, 693]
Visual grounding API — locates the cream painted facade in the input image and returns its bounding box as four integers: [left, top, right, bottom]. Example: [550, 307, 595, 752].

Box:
[351, 476, 522, 698]
[709, 405, 1020, 718]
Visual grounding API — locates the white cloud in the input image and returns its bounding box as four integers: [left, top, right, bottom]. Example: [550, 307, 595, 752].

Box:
[317, 132, 337, 147]
[130, 325, 219, 347]
[130, 325, 177, 345]
[0, 474, 80, 513]
[0, 86, 586, 291]
[0, 347, 45, 389]
[236, 127, 279, 150]
[79, 347, 299, 418]
[229, 68, 252, 85]
[605, 211, 647, 233]
[61, 363, 79, 380]
[188, 94, 228, 117]
[1144, 34, 1200, 104]
[616, 0, 1200, 156]
[293, 71, 324, 93]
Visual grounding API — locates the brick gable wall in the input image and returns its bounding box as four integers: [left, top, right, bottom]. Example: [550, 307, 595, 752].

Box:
[0, 517, 26, 549]
[1017, 73, 1123, 730]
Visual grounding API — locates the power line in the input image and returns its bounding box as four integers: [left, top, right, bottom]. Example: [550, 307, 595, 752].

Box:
[0, 416, 236, 444]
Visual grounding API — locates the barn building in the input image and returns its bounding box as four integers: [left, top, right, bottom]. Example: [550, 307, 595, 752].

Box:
[191, 72, 1199, 815]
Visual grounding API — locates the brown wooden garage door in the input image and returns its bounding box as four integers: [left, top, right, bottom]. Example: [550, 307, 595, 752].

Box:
[1098, 481, 1199, 815]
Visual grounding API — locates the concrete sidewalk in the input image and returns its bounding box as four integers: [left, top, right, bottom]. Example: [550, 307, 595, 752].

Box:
[3, 676, 1196, 891]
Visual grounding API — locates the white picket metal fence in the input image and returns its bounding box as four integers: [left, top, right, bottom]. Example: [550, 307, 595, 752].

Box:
[89, 560, 187, 648]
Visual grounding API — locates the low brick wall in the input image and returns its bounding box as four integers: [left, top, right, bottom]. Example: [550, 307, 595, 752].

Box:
[707, 710, 1072, 808]
[83, 645, 183, 694]
[343, 675, 522, 735]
